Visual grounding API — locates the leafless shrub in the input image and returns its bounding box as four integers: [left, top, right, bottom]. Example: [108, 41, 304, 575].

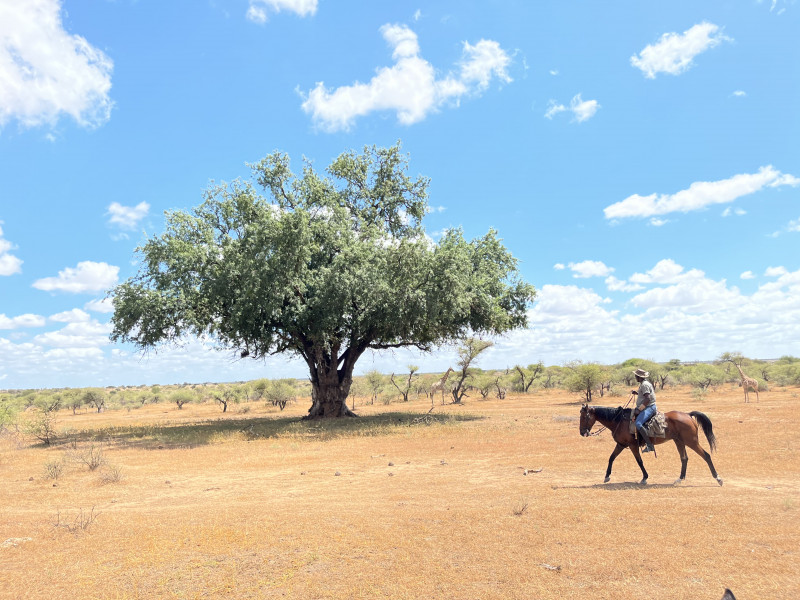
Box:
[73, 444, 106, 471]
[53, 506, 100, 534]
[100, 464, 124, 484]
[43, 459, 64, 480]
[512, 499, 529, 516]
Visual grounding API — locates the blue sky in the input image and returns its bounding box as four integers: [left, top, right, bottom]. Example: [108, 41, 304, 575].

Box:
[1, 0, 798, 389]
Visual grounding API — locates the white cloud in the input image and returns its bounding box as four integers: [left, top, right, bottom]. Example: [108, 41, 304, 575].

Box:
[84, 297, 115, 313]
[630, 259, 687, 284]
[605, 276, 644, 292]
[544, 93, 599, 123]
[300, 24, 512, 131]
[604, 165, 800, 220]
[549, 69, 559, 76]
[246, 0, 317, 23]
[740, 271, 755, 280]
[630, 22, 730, 79]
[49, 308, 92, 323]
[0, 313, 46, 329]
[649, 217, 669, 227]
[544, 100, 567, 120]
[32, 261, 119, 294]
[765, 266, 788, 277]
[785, 217, 800, 233]
[33, 320, 112, 349]
[413, 9, 422, 22]
[0, 223, 23, 276]
[0, 0, 113, 129]
[721, 207, 747, 217]
[107, 201, 150, 230]
[553, 263, 565, 271]
[630, 274, 740, 314]
[732, 90, 747, 97]
[568, 260, 613, 278]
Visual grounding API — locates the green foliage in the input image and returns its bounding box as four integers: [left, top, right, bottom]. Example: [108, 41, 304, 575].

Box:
[680, 363, 726, 390]
[451, 338, 494, 403]
[565, 362, 605, 402]
[22, 407, 58, 445]
[513, 362, 543, 392]
[82, 389, 107, 413]
[265, 379, 296, 410]
[171, 389, 196, 410]
[111, 143, 535, 417]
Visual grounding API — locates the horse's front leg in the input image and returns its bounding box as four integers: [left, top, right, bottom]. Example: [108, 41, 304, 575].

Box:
[605, 442, 625, 483]
[629, 444, 649, 484]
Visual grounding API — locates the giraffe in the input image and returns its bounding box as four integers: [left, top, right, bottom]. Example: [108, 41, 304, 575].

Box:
[430, 367, 454, 405]
[728, 360, 759, 403]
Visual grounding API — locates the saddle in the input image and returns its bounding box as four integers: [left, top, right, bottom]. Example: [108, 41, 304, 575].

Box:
[628, 409, 667, 439]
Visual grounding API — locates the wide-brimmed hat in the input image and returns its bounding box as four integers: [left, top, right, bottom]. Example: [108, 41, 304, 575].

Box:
[632, 368, 649, 378]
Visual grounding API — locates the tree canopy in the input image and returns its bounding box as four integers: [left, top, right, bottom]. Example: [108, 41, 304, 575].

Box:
[110, 143, 536, 418]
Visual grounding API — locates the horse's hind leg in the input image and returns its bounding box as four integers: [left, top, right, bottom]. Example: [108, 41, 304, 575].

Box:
[688, 440, 723, 486]
[673, 440, 688, 485]
[604, 443, 625, 483]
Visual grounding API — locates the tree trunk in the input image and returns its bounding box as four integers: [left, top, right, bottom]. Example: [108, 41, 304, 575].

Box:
[304, 362, 357, 419]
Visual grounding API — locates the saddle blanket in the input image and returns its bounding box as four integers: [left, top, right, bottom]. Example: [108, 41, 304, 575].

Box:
[629, 410, 667, 439]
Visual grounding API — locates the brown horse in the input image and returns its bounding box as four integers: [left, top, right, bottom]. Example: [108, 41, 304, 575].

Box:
[579, 404, 723, 486]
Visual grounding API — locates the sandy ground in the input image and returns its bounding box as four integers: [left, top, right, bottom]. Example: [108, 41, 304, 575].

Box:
[1, 385, 798, 599]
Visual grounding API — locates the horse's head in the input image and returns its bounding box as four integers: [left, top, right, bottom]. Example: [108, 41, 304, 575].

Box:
[579, 404, 596, 436]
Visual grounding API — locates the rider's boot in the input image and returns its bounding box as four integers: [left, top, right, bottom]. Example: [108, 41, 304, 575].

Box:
[637, 427, 656, 453]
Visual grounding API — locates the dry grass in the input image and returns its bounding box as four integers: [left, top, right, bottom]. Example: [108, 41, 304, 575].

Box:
[1, 386, 798, 599]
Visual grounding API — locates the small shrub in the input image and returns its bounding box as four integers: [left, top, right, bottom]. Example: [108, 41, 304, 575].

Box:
[43, 459, 64, 480]
[53, 506, 100, 534]
[691, 388, 707, 402]
[512, 498, 529, 516]
[100, 464, 124, 484]
[74, 444, 105, 471]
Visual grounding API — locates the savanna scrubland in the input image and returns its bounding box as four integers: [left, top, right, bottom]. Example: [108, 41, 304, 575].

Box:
[1, 360, 798, 599]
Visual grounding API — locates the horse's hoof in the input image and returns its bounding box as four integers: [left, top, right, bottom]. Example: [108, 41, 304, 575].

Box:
[673, 478, 683, 485]
[717, 476, 724, 487]
[639, 478, 648, 485]
[604, 476, 610, 483]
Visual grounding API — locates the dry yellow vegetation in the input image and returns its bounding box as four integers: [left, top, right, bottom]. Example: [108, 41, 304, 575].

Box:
[1, 385, 798, 599]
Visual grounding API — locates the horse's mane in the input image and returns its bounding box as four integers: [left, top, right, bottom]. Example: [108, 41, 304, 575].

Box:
[593, 406, 631, 422]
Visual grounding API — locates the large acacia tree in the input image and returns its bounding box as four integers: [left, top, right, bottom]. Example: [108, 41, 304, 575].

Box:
[110, 144, 536, 418]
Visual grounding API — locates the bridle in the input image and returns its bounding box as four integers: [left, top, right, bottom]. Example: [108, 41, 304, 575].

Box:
[581, 394, 636, 438]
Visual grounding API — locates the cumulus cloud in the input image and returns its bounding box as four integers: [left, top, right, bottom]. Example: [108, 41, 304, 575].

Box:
[300, 24, 512, 131]
[568, 260, 614, 278]
[107, 201, 150, 230]
[32, 261, 119, 294]
[544, 93, 599, 123]
[0, 223, 23, 276]
[630, 22, 730, 79]
[49, 308, 92, 323]
[740, 271, 755, 280]
[765, 266, 788, 277]
[732, 90, 747, 97]
[0, 0, 113, 129]
[629, 259, 687, 284]
[246, 0, 317, 23]
[84, 297, 115, 313]
[33, 319, 112, 349]
[0, 313, 46, 329]
[604, 166, 800, 220]
[605, 276, 644, 292]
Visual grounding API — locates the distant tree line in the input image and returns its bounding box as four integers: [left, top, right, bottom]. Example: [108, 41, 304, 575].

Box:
[2, 353, 798, 445]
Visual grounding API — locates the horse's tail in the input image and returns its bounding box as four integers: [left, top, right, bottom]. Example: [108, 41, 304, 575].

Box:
[690, 411, 717, 453]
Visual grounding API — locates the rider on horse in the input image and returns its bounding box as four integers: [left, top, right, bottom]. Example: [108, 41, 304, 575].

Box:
[632, 367, 657, 453]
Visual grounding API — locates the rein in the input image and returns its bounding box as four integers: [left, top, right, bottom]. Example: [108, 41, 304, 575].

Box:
[587, 395, 634, 437]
